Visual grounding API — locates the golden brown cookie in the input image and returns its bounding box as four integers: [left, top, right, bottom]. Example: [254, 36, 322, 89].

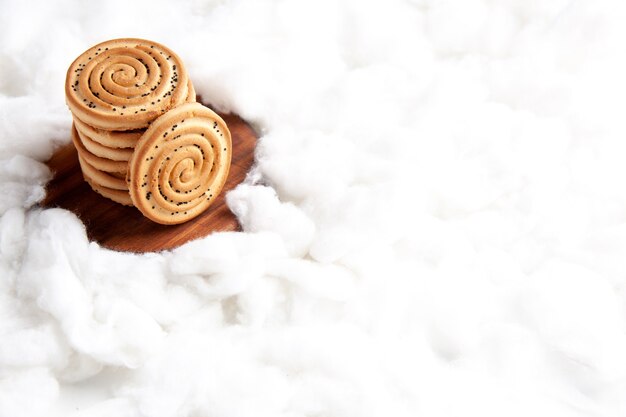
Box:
[77, 155, 128, 191]
[65, 38, 190, 131]
[83, 175, 133, 206]
[73, 115, 140, 149]
[71, 78, 196, 151]
[75, 123, 134, 161]
[186, 80, 196, 103]
[71, 124, 129, 173]
[128, 102, 232, 225]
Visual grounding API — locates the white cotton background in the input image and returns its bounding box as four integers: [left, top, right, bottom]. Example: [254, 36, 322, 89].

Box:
[1, 0, 626, 415]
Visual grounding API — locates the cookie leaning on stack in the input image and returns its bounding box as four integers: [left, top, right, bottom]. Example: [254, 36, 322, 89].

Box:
[65, 38, 232, 224]
[128, 102, 232, 225]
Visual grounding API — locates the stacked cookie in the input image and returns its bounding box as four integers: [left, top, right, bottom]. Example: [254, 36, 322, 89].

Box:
[65, 38, 232, 225]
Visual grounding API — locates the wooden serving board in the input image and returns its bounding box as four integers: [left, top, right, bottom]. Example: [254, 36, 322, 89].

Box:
[41, 109, 258, 253]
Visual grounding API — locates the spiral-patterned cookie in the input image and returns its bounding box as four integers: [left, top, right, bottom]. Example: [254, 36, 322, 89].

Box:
[73, 115, 141, 149]
[76, 125, 135, 162]
[82, 174, 133, 206]
[78, 156, 133, 206]
[128, 102, 232, 225]
[72, 78, 196, 153]
[73, 125, 132, 206]
[66, 38, 190, 131]
[77, 154, 128, 191]
[71, 124, 129, 173]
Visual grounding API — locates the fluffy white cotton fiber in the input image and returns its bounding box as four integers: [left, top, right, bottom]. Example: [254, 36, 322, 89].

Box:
[2, 0, 626, 416]
[227, 184, 316, 257]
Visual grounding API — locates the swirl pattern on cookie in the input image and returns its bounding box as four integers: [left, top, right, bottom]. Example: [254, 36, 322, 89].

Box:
[128, 102, 232, 225]
[66, 38, 190, 131]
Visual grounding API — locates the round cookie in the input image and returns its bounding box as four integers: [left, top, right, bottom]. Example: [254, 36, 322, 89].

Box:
[65, 38, 190, 131]
[71, 124, 129, 173]
[73, 115, 140, 149]
[71, 78, 197, 151]
[128, 102, 232, 225]
[77, 155, 128, 191]
[83, 175, 133, 206]
[75, 124, 134, 161]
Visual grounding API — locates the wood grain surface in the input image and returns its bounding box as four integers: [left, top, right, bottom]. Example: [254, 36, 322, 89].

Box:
[41, 110, 257, 253]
